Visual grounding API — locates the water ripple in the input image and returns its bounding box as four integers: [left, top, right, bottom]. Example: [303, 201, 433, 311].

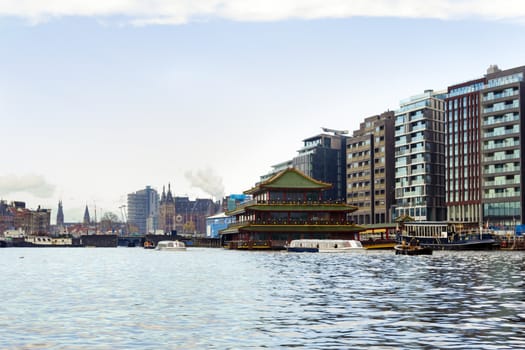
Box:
[0, 249, 524, 348]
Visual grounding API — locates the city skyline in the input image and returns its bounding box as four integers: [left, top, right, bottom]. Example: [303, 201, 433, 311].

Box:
[2, 1, 525, 222]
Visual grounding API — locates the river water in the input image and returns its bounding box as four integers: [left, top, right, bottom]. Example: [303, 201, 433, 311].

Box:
[0, 248, 524, 349]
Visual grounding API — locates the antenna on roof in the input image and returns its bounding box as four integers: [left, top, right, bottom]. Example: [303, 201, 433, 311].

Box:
[321, 127, 349, 136]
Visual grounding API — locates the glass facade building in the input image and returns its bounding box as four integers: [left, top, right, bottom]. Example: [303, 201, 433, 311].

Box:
[445, 65, 525, 229]
[445, 78, 485, 223]
[394, 90, 446, 221]
[127, 186, 159, 234]
[480, 66, 525, 229]
[292, 133, 347, 201]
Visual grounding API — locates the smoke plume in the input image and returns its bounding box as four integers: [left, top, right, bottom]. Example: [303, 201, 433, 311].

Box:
[184, 168, 225, 200]
[0, 174, 55, 198]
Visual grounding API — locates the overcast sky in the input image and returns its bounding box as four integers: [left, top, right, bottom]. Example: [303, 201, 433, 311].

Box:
[1, 0, 525, 223]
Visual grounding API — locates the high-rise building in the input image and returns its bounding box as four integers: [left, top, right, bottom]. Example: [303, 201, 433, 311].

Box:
[480, 65, 525, 228]
[127, 186, 159, 234]
[292, 130, 348, 201]
[445, 64, 525, 229]
[445, 78, 485, 223]
[394, 90, 446, 221]
[347, 111, 395, 224]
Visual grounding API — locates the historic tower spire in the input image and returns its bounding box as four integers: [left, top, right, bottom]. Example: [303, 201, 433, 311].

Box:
[159, 183, 176, 233]
[56, 200, 64, 227]
[83, 205, 91, 225]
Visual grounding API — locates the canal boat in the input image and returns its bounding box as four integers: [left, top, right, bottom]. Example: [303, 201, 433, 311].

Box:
[155, 240, 186, 251]
[394, 239, 433, 255]
[286, 239, 365, 253]
[398, 221, 498, 250]
[358, 224, 397, 249]
[143, 240, 155, 249]
[2, 230, 76, 247]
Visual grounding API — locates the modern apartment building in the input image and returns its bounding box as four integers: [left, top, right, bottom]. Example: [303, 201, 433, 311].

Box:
[127, 186, 159, 234]
[346, 111, 395, 224]
[444, 65, 525, 229]
[394, 90, 446, 221]
[480, 65, 525, 228]
[445, 78, 485, 223]
[292, 131, 347, 201]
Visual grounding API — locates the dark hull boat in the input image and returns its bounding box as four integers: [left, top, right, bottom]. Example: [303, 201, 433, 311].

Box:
[398, 221, 499, 251]
[394, 244, 432, 255]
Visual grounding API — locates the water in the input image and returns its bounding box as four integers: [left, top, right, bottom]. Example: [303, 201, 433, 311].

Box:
[1, 248, 524, 349]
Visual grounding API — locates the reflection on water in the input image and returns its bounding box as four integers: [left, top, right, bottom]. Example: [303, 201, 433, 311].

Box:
[0, 248, 524, 349]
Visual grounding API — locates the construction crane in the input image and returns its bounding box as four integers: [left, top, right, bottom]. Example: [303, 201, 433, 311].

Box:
[321, 127, 349, 136]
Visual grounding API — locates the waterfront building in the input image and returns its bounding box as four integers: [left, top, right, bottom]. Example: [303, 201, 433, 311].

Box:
[127, 186, 159, 234]
[261, 129, 348, 202]
[394, 90, 446, 221]
[480, 65, 525, 228]
[0, 200, 14, 234]
[445, 77, 485, 223]
[292, 131, 348, 201]
[8, 202, 51, 235]
[444, 64, 525, 229]
[174, 197, 219, 236]
[220, 168, 362, 250]
[222, 194, 251, 212]
[346, 111, 395, 224]
[206, 212, 233, 238]
[158, 184, 176, 234]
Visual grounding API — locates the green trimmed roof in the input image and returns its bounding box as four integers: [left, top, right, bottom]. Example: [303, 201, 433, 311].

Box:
[227, 203, 358, 216]
[221, 223, 364, 235]
[245, 168, 331, 195]
[362, 223, 398, 229]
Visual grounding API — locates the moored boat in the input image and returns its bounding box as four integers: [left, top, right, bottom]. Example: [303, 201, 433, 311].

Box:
[155, 240, 186, 251]
[398, 221, 498, 250]
[394, 243, 433, 256]
[286, 239, 365, 253]
[2, 230, 76, 247]
[143, 240, 155, 249]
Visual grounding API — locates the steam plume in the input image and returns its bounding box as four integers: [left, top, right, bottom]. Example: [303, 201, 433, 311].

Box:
[0, 174, 55, 198]
[184, 168, 225, 200]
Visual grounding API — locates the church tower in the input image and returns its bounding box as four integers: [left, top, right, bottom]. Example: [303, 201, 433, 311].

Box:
[83, 205, 91, 225]
[159, 183, 176, 234]
[56, 200, 64, 227]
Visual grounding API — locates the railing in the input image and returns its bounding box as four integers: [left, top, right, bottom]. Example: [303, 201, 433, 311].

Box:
[241, 219, 356, 225]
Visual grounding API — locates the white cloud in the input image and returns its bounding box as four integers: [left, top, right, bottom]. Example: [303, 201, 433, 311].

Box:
[1, 0, 525, 25]
[0, 174, 56, 198]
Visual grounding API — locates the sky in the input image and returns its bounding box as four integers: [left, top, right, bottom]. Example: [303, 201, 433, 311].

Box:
[1, 0, 525, 223]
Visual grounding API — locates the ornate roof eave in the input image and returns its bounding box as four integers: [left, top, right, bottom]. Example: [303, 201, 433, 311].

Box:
[244, 168, 332, 195]
[225, 202, 359, 216]
[220, 223, 365, 235]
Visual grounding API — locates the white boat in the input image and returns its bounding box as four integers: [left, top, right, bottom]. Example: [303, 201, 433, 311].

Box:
[286, 239, 365, 253]
[155, 240, 186, 251]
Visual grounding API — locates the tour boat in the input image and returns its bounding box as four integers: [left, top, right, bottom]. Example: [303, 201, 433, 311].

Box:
[286, 239, 365, 253]
[397, 221, 498, 250]
[155, 240, 186, 251]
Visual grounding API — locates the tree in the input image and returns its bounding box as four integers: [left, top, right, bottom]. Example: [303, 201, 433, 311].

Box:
[100, 212, 120, 233]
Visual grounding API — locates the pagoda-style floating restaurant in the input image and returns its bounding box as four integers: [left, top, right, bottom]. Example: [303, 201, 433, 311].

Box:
[220, 168, 363, 250]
